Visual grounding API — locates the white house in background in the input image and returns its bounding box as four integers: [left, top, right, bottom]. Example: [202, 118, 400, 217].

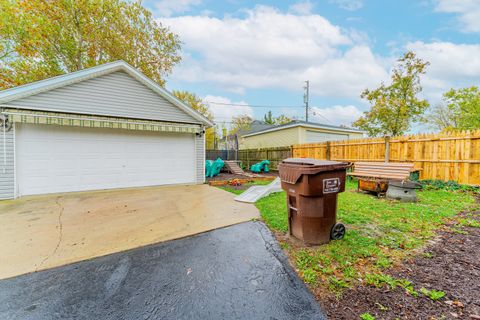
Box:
[0, 61, 213, 199]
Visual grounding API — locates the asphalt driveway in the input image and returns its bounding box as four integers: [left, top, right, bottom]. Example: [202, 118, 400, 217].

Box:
[0, 221, 325, 320]
[0, 184, 259, 279]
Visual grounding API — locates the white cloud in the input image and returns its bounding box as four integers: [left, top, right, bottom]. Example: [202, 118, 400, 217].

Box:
[434, 0, 480, 32]
[289, 1, 315, 15]
[310, 105, 363, 126]
[162, 6, 388, 99]
[406, 41, 480, 99]
[203, 95, 253, 126]
[154, 0, 202, 17]
[329, 0, 363, 11]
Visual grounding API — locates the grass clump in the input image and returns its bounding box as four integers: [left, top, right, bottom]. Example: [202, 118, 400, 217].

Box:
[457, 218, 480, 228]
[360, 313, 376, 320]
[420, 287, 446, 300]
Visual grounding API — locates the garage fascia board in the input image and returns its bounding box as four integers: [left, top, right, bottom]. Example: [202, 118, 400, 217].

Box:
[0, 61, 214, 128]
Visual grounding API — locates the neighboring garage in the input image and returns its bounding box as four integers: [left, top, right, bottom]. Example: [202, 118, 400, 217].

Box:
[0, 61, 213, 199]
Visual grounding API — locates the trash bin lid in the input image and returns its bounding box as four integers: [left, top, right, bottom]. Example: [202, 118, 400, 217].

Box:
[281, 158, 347, 167]
[279, 158, 349, 184]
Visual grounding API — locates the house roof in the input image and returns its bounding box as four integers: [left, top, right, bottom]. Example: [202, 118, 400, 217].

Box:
[237, 120, 275, 136]
[242, 120, 364, 137]
[0, 61, 214, 127]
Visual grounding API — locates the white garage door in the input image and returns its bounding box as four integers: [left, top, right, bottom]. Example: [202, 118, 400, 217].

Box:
[16, 124, 196, 196]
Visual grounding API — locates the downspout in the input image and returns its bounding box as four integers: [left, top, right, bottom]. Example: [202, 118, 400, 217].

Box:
[2, 114, 6, 174]
[1, 113, 13, 174]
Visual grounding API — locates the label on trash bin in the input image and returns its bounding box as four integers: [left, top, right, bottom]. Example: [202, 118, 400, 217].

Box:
[323, 178, 340, 194]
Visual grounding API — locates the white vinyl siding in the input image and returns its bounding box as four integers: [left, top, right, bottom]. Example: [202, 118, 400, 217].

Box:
[0, 124, 14, 199]
[5, 71, 200, 124]
[16, 124, 196, 196]
[305, 130, 349, 143]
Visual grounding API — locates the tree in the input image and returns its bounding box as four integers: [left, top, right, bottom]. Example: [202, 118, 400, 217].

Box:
[172, 90, 213, 120]
[423, 103, 458, 131]
[172, 90, 218, 149]
[274, 114, 292, 125]
[424, 86, 480, 131]
[263, 111, 275, 124]
[229, 114, 253, 134]
[443, 86, 480, 130]
[0, 0, 181, 89]
[263, 111, 292, 125]
[353, 51, 430, 137]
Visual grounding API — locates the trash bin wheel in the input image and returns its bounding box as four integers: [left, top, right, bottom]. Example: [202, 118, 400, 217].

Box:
[330, 223, 346, 240]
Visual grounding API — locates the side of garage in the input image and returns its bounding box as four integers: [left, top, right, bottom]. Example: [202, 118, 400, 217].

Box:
[0, 61, 213, 199]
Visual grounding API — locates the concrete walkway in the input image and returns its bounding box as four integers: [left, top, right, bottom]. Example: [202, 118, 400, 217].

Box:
[0, 184, 259, 279]
[0, 222, 325, 320]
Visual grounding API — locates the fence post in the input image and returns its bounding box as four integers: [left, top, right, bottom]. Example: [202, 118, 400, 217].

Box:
[326, 141, 331, 160]
[385, 136, 390, 163]
[247, 149, 250, 168]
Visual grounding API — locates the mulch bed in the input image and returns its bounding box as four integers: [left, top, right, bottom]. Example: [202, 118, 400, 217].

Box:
[319, 208, 480, 320]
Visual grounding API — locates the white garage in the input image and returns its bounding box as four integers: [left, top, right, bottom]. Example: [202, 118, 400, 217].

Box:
[0, 61, 213, 199]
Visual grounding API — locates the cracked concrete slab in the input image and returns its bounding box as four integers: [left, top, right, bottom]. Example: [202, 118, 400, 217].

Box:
[0, 184, 259, 279]
[0, 222, 326, 320]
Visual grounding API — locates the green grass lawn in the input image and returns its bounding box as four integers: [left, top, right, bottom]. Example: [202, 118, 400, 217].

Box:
[220, 179, 477, 295]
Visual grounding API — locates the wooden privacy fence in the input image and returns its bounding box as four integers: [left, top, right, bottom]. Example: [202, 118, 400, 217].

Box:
[238, 146, 292, 170]
[292, 130, 480, 185]
[206, 149, 237, 160]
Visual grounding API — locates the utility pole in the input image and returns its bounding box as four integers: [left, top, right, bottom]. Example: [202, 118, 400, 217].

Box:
[303, 80, 309, 122]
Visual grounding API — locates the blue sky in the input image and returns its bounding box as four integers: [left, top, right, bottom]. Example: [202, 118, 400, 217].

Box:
[144, 0, 480, 129]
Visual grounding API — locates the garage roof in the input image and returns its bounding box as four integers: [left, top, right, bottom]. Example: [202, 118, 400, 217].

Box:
[242, 120, 364, 137]
[0, 61, 214, 127]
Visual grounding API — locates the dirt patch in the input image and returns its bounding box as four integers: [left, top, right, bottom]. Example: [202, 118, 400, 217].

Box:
[206, 171, 278, 182]
[318, 209, 480, 320]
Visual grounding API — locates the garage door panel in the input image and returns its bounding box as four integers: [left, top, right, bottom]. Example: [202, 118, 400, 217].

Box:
[16, 124, 196, 196]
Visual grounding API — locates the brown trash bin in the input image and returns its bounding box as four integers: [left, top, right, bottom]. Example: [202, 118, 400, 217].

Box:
[278, 158, 349, 245]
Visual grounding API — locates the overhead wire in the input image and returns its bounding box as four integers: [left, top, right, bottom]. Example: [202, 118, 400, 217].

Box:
[205, 100, 337, 125]
[205, 101, 304, 109]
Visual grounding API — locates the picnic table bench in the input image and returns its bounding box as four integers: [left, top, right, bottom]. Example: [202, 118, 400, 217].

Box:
[347, 162, 418, 195]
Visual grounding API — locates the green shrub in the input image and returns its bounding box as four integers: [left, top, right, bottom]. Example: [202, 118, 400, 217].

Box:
[420, 180, 480, 193]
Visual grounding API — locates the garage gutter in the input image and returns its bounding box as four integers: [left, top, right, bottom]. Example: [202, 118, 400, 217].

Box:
[1, 108, 203, 134]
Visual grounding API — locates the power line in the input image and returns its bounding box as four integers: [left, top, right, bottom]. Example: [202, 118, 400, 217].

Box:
[311, 110, 333, 124]
[205, 101, 304, 109]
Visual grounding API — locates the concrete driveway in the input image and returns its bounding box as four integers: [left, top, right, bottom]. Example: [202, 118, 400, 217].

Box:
[0, 222, 325, 320]
[0, 184, 259, 279]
